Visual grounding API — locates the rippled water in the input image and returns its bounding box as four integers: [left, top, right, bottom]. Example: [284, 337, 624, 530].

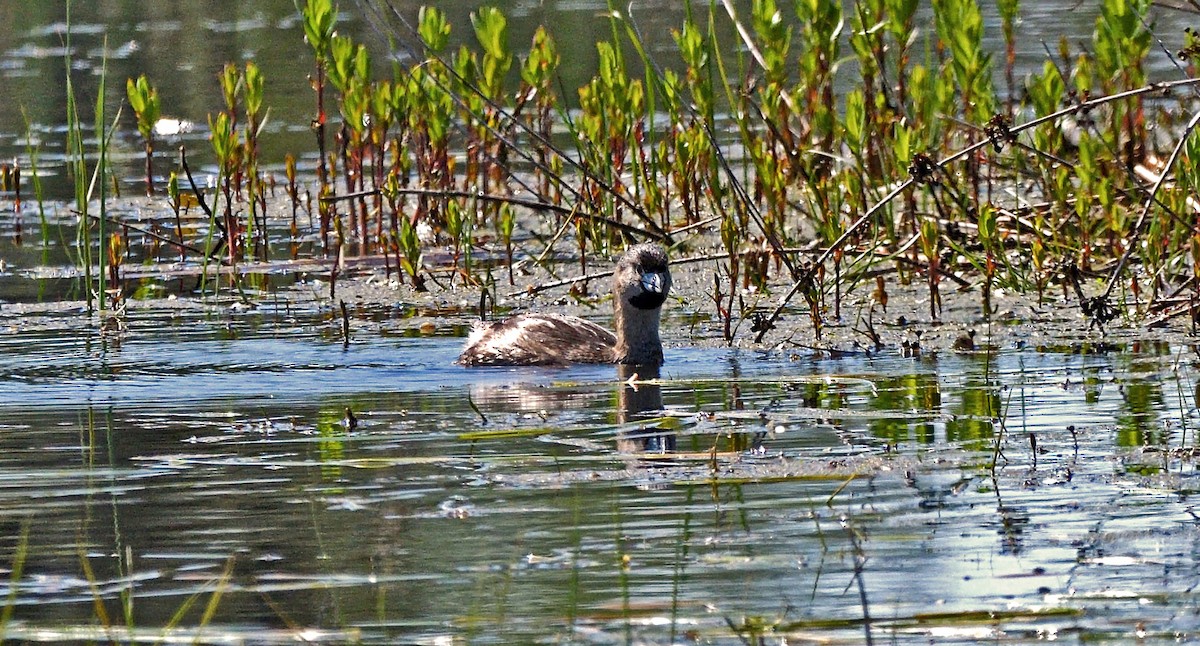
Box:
[0, 307, 1198, 643]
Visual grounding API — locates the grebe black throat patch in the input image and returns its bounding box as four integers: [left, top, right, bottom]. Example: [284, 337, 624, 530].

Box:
[629, 290, 667, 310]
[629, 269, 668, 310]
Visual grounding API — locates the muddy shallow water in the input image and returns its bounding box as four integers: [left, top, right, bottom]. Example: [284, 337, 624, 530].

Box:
[2, 269, 1200, 643]
[0, 161, 1197, 643]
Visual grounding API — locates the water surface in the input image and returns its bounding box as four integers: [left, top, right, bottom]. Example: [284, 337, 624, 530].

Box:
[0, 310, 1197, 642]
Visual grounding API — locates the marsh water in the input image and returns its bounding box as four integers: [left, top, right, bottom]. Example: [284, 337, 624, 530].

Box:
[4, 309, 1200, 643]
[1, 0, 1200, 643]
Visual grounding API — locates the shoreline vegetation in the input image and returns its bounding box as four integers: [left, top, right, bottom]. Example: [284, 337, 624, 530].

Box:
[13, 0, 1200, 350]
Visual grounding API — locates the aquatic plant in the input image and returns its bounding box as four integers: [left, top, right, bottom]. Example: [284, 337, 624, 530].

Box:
[468, 5, 512, 192]
[208, 111, 238, 268]
[244, 61, 268, 260]
[518, 27, 560, 200]
[300, 0, 336, 190]
[63, 10, 123, 313]
[63, 13, 91, 310]
[21, 0, 1200, 347]
[19, 110, 48, 248]
[1094, 0, 1152, 167]
[0, 519, 30, 636]
[396, 209, 424, 290]
[997, 0, 1020, 105]
[125, 74, 160, 196]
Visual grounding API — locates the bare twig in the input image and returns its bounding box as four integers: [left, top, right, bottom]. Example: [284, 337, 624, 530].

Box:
[178, 146, 214, 221]
[82, 212, 204, 257]
[322, 186, 666, 242]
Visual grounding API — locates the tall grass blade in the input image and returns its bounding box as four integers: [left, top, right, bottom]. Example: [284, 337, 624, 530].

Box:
[64, 0, 93, 313]
[94, 36, 108, 312]
[0, 517, 32, 642]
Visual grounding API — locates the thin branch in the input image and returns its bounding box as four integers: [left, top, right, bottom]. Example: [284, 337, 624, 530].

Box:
[322, 186, 667, 242]
[83, 212, 204, 257]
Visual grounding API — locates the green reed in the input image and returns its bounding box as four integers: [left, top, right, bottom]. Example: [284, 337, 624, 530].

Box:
[63, 7, 120, 313]
[63, 2, 91, 311]
[94, 43, 115, 310]
[0, 518, 30, 639]
[19, 110, 49, 250]
[244, 61, 268, 260]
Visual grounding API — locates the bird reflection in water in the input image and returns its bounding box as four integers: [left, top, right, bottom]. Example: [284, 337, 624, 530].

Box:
[615, 363, 675, 454]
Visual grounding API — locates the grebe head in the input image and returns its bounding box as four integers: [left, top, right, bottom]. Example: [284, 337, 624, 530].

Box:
[612, 244, 671, 366]
[614, 243, 672, 311]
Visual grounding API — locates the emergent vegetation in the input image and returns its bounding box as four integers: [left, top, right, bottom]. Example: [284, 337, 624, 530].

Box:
[56, 0, 1200, 342]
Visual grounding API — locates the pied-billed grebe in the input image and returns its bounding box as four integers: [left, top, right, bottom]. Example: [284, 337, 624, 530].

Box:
[459, 243, 671, 366]
[952, 329, 977, 352]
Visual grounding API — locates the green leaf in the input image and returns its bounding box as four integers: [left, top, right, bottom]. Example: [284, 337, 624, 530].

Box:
[244, 62, 264, 117]
[301, 0, 336, 56]
[418, 6, 451, 53]
[471, 6, 509, 62]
